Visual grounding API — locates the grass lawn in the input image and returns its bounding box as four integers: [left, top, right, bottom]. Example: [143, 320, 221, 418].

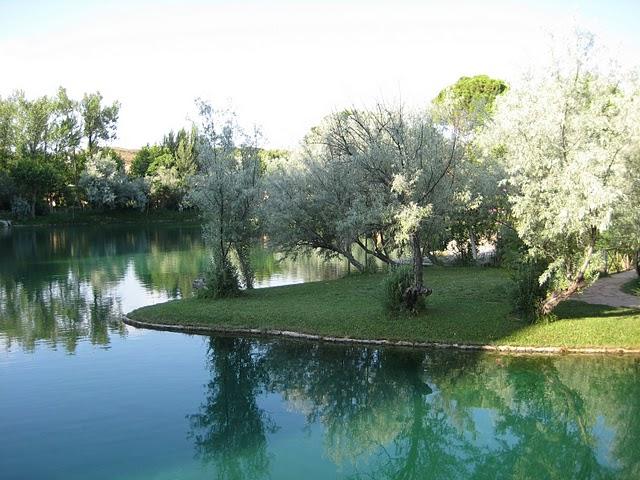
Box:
[622, 276, 640, 297]
[128, 267, 640, 349]
[4, 209, 199, 226]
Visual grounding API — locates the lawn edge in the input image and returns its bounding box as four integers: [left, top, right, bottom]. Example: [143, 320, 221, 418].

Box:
[122, 315, 640, 356]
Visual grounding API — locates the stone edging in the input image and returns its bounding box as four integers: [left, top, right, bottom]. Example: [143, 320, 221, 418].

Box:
[122, 316, 640, 356]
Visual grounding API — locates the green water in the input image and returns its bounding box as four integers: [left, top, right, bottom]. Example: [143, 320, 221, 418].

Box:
[1, 225, 639, 479]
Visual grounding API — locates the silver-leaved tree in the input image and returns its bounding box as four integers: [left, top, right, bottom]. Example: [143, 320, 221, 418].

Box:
[483, 30, 640, 314]
[188, 101, 262, 294]
[266, 104, 466, 302]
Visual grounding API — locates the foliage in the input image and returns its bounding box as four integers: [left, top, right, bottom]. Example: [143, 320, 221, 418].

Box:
[148, 165, 184, 209]
[510, 258, 551, 323]
[79, 153, 148, 210]
[0, 88, 122, 214]
[81, 92, 120, 155]
[382, 265, 423, 313]
[10, 196, 32, 219]
[197, 257, 241, 299]
[265, 104, 466, 292]
[434, 74, 508, 129]
[264, 146, 368, 271]
[446, 155, 507, 262]
[0, 166, 15, 209]
[188, 101, 262, 289]
[10, 156, 60, 217]
[482, 30, 640, 314]
[131, 128, 197, 210]
[130, 145, 156, 177]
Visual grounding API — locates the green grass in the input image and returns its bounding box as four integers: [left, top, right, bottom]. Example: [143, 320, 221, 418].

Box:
[129, 267, 640, 349]
[3, 209, 199, 226]
[622, 276, 640, 297]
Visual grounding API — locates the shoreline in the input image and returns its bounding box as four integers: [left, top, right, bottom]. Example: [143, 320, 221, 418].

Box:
[122, 315, 640, 356]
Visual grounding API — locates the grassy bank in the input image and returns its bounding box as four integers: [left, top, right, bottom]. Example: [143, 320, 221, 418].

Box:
[129, 267, 640, 349]
[622, 276, 640, 297]
[2, 209, 199, 227]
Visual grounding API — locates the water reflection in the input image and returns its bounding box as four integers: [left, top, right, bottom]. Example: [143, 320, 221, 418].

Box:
[188, 337, 276, 480]
[194, 339, 640, 479]
[1, 226, 639, 478]
[0, 225, 348, 352]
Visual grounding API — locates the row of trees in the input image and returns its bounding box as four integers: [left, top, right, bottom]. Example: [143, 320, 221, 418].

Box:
[0, 88, 119, 216]
[0, 88, 201, 216]
[190, 89, 506, 301]
[4, 30, 636, 317]
[191, 31, 640, 317]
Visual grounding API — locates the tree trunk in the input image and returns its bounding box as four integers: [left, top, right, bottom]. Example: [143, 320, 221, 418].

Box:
[30, 193, 36, 218]
[235, 243, 254, 289]
[540, 240, 595, 315]
[469, 230, 478, 263]
[355, 238, 393, 265]
[411, 231, 423, 288]
[343, 249, 364, 272]
[635, 250, 640, 277]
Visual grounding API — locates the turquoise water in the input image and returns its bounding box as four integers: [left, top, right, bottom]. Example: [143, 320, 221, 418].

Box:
[1, 225, 639, 479]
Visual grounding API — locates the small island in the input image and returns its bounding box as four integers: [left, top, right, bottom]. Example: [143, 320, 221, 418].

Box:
[127, 267, 640, 353]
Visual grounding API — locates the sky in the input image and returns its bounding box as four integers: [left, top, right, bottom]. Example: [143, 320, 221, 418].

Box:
[1, 0, 639, 150]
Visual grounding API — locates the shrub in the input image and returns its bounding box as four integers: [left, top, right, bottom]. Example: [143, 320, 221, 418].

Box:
[10, 196, 31, 219]
[382, 265, 424, 313]
[510, 258, 550, 323]
[79, 153, 148, 210]
[198, 257, 241, 299]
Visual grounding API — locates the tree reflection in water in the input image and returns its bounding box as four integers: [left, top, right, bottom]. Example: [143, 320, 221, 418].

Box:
[190, 338, 640, 479]
[188, 337, 277, 480]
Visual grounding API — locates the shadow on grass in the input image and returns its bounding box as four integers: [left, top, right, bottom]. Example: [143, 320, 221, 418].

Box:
[554, 300, 640, 320]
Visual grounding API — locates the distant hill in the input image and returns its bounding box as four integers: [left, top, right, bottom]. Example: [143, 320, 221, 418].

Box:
[112, 147, 139, 172]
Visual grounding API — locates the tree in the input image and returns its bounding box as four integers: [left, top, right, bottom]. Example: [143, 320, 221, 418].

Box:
[0, 94, 18, 166]
[51, 87, 83, 206]
[174, 126, 198, 177]
[606, 140, 640, 276]
[10, 157, 59, 217]
[433, 75, 509, 264]
[79, 152, 147, 210]
[434, 74, 508, 130]
[312, 105, 465, 299]
[15, 92, 55, 158]
[188, 101, 262, 291]
[483, 30, 640, 315]
[80, 92, 120, 156]
[264, 145, 369, 271]
[130, 145, 156, 177]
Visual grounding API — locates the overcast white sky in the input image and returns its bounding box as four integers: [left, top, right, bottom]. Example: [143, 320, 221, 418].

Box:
[1, 0, 639, 149]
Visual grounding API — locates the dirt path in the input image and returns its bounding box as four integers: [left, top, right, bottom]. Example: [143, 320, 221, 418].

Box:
[572, 270, 640, 309]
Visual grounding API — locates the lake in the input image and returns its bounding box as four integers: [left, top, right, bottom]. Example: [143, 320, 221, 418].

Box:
[1, 224, 639, 479]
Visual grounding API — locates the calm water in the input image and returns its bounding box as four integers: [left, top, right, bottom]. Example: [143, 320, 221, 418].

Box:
[1, 225, 639, 479]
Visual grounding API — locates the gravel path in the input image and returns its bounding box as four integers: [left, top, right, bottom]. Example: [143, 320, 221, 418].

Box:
[572, 270, 640, 309]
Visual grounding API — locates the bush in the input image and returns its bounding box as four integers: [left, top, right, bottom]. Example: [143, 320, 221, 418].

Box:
[510, 258, 550, 323]
[198, 257, 241, 299]
[10, 196, 31, 219]
[79, 153, 148, 210]
[383, 265, 424, 313]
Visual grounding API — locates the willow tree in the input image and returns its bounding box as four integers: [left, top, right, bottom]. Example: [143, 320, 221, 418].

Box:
[264, 123, 392, 272]
[311, 105, 465, 296]
[188, 101, 262, 292]
[607, 140, 640, 276]
[485, 31, 640, 314]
